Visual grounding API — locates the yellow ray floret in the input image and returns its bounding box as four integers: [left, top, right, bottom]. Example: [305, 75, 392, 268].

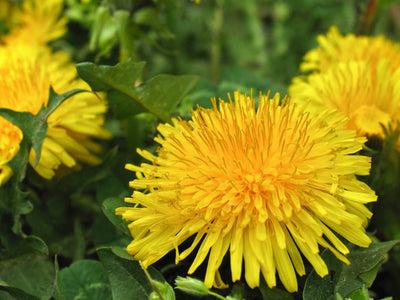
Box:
[290, 61, 400, 137]
[300, 26, 400, 73]
[0, 118, 22, 185]
[0, 44, 109, 180]
[1, 0, 67, 45]
[117, 92, 377, 292]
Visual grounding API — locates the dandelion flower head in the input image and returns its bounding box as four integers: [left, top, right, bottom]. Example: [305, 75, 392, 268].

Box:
[0, 44, 109, 180]
[300, 26, 400, 73]
[290, 27, 400, 137]
[117, 92, 377, 292]
[1, 0, 67, 46]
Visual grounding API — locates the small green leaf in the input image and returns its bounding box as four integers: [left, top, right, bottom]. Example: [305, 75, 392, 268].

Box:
[303, 240, 399, 300]
[0, 88, 84, 165]
[0, 250, 55, 299]
[76, 59, 145, 95]
[58, 260, 112, 300]
[140, 74, 199, 120]
[151, 279, 176, 300]
[335, 240, 399, 296]
[259, 280, 295, 300]
[347, 286, 369, 300]
[97, 248, 151, 300]
[77, 60, 198, 121]
[0, 89, 84, 234]
[102, 197, 130, 236]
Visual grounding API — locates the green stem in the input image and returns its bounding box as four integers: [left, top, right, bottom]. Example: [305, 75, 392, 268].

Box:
[210, 0, 224, 83]
[208, 290, 227, 300]
[142, 268, 165, 300]
[357, 0, 379, 34]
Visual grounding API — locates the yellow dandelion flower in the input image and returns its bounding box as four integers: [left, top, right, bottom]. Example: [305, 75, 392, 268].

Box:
[117, 92, 377, 292]
[0, 44, 109, 180]
[290, 60, 400, 137]
[0, 119, 22, 185]
[2, 0, 67, 45]
[300, 26, 400, 73]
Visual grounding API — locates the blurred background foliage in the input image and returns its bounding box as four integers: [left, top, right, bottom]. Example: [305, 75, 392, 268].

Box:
[56, 0, 400, 122]
[1, 0, 400, 299]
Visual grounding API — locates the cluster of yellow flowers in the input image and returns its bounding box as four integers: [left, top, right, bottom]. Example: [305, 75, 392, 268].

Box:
[0, 0, 108, 184]
[119, 27, 400, 292]
[290, 26, 400, 138]
[1, 0, 396, 294]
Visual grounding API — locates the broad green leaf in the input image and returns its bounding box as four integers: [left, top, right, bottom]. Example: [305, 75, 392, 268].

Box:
[303, 240, 399, 300]
[347, 286, 369, 300]
[110, 246, 134, 261]
[0, 287, 36, 300]
[140, 74, 199, 120]
[227, 283, 245, 300]
[0, 233, 53, 299]
[0, 290, 15, 300]
[0, 88, 84, 234]
[107, 90, 143, 119]
[76, 60, 198, 120]
[76, 60, 145, 116]
[97, 248, 150, 299]
[151, 280, 176, 300]
[57, 260, 112, 300]
[0, 88, 84, 165]
[0, 253, 54, 299]
[102, 197, 130, 236]
[76, 60, 145, 92]
[97, 248, 166, 300]
[334, 240, 399, 296]
[259, 281, 295, 300]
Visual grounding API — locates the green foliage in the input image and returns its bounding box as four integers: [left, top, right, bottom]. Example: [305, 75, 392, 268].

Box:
[0, 234, 55, 299]
[57, 260, 112, 300]
[303, 241, 399, 300]
[97, 248, 165, 300]
[1, 0, 400, 299]
[259, 281, 294, 300]
[0, 89, 84, 234]
[77, 60, 198, 121]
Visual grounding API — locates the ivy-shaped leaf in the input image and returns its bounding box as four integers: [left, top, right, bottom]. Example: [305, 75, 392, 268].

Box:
[57, 260, 112, 300]
[0, 88, 84, 234]
[97, 248, 166, 300]
[303, 240, 399, 300]
[77, 60, 198, 121]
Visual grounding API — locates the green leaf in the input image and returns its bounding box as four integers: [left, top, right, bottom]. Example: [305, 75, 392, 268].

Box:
[102, 197, 130, 236]
[0, 247, 55, 299]
[76, 60, 198, 121]
[0, 290, 15, 300]
[57, 260, 112, 300]
[77, 60, 145, 92]
[347, 286, 369, 300]
[0, 88, 84, 234]
[303, 240, 400, 300]
[97, 248, 151, 300]
[0, 232, 53, 298]
[259, 280, 295, 300]
[0, 287, 37, 300]
[107, 90, 144, 119]
[110, 246, 134, 261]
[97, 248, 165, 299]
[0, 88, 84, 165]
[151, 279, 176, 300]
[139, 74, 199, 120]
[335, 240, 399, 296]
